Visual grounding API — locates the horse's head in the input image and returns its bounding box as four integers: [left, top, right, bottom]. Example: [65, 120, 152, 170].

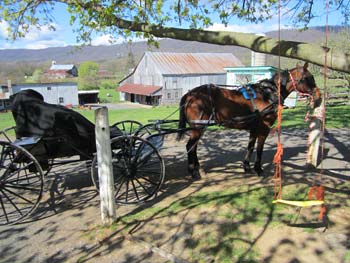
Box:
[287, 62, 322, 108]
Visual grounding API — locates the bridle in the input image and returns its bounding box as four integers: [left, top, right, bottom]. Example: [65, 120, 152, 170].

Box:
[288, 70, 313, 97]
[288, 70, 298, 91]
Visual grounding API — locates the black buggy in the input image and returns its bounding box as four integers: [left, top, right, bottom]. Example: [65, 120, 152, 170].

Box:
[0, 89, 174, 225]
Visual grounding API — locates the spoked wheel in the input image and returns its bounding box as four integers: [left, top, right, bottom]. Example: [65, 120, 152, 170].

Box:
[134, 123, 154, 138]
[111, 120, 143, 135]
[0, 141, 44, 225]
[91, 135, 165, 204]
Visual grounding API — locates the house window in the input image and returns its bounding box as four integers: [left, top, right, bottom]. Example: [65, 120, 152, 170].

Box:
[175, 91, 179, 99]
[47, 87, 52, 91]
[59, 97, 64, 103]
[167, 92, 172, 99]
[172, 80, 177, 88]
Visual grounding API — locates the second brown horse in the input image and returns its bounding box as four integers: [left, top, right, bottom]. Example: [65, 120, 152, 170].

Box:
[177, 63, 321, 179]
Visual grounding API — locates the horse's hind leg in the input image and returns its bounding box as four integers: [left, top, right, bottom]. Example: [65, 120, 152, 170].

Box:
[254, 129, 269, 177]
[186, 129, 202, 180]
[243, 131, 257, 173]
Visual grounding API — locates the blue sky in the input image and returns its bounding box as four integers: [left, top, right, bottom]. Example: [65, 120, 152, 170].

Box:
[0, 1, 344, 50]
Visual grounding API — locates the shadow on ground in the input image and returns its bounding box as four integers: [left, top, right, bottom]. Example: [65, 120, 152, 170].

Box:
[0, 128, 349, 262]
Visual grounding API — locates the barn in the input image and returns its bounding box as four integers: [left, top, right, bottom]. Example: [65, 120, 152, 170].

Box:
[118, 52, 243, 105]
[45, 61, 78, 79]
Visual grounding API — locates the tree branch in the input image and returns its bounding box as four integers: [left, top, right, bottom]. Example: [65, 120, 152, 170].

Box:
[6, 0, 350, 73]
[105, 16, 350, 73]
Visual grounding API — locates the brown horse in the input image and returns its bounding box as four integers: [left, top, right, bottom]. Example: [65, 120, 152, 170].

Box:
[177, 63, 321, 179]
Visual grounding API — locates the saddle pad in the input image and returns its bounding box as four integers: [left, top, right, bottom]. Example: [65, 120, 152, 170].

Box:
[239, 85, 257, 100]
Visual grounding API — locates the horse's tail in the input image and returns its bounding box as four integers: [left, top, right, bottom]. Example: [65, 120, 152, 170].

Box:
[177, 94, 188, 141]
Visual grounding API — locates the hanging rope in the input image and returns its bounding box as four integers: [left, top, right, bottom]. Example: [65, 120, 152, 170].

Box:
[273, 0, 284, 200]
[273, 2, 328, 222]
[306, 0, 329, 221]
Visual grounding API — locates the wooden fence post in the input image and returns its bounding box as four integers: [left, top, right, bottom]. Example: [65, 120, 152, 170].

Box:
[306, 102, 324, 168]
[95, 107, 116, 224]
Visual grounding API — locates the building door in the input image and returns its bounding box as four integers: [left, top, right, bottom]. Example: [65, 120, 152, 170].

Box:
[131, 93, 135, 102]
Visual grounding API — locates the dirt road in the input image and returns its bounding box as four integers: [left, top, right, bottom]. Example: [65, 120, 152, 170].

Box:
[1, 128, 349, 263]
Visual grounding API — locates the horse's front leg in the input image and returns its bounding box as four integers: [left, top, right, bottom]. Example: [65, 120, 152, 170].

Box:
[254, 130, 269, 177]
[186, 129, 202, 180]
[243, 131, 257, 173]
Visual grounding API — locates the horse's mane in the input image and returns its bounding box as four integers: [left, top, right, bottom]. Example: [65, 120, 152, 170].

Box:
[271, 70, 290, 86]
[254, 77, 279, 103]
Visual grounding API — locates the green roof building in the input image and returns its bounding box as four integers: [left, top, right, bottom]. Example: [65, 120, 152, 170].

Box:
[224, 66, 278, 86]
[224, 65, 297, 108]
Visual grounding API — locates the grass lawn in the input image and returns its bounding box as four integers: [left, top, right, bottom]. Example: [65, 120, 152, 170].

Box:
[1, 103, 349, 135]
[98, 87, 120, 103]
[0, 103, 350, 133]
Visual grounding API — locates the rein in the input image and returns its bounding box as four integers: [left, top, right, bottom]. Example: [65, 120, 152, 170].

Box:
[287, 70, 313, 97]
[288, 70, 298, 92]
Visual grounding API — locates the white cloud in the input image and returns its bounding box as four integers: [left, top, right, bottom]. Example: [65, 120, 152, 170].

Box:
[0, 22, 69, 49]
[0, 20, 10, 38]
[91, 34, 116, 46]
[91, 34, 145, 46]
[24, 40, 68, 49]
[23, 23, 59, 41]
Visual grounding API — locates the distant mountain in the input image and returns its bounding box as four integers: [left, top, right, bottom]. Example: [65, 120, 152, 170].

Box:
[0, 39, 249, 64]
[0, 26, 342, 83]
[0, 27, 337, 64]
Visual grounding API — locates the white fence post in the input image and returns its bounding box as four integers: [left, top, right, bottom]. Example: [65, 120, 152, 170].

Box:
[95, 107, 116, 224]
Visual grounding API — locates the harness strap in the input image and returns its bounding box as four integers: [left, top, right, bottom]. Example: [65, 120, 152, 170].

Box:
[189, 84, 279, 127]
[189, 84, 216, 127]
[246, 85, 259, 112]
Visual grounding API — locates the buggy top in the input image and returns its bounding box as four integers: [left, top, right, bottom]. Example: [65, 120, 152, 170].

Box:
[11, 89, 97, 155]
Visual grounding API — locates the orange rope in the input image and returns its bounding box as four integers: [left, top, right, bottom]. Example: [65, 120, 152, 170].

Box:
[273, 0, 283, 200]
[314, 0, 329, 222]
[273, 1, 329, 224]
[320, 0, 329, 175]
[273, 142, 284, 165]
[307, 185, 326, 220]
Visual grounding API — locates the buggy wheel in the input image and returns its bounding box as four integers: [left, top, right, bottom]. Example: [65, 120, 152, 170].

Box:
[134, 124, 153, 138]
[0, 141, 44, 225]
[111, 120, 143, 135]
[91, 135, 165, 204]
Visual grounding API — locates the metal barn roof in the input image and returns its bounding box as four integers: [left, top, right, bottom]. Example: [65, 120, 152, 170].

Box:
[50, 64, 75, 70]
[118, 83, 162, 96]
[146, 52, 243, 75]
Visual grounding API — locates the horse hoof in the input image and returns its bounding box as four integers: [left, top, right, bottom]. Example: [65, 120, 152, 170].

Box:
[243, 161, 251, 173]
[256, 170, 265, 177]
[191, 170, 202, 180]
[254, 165, 264, 177]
